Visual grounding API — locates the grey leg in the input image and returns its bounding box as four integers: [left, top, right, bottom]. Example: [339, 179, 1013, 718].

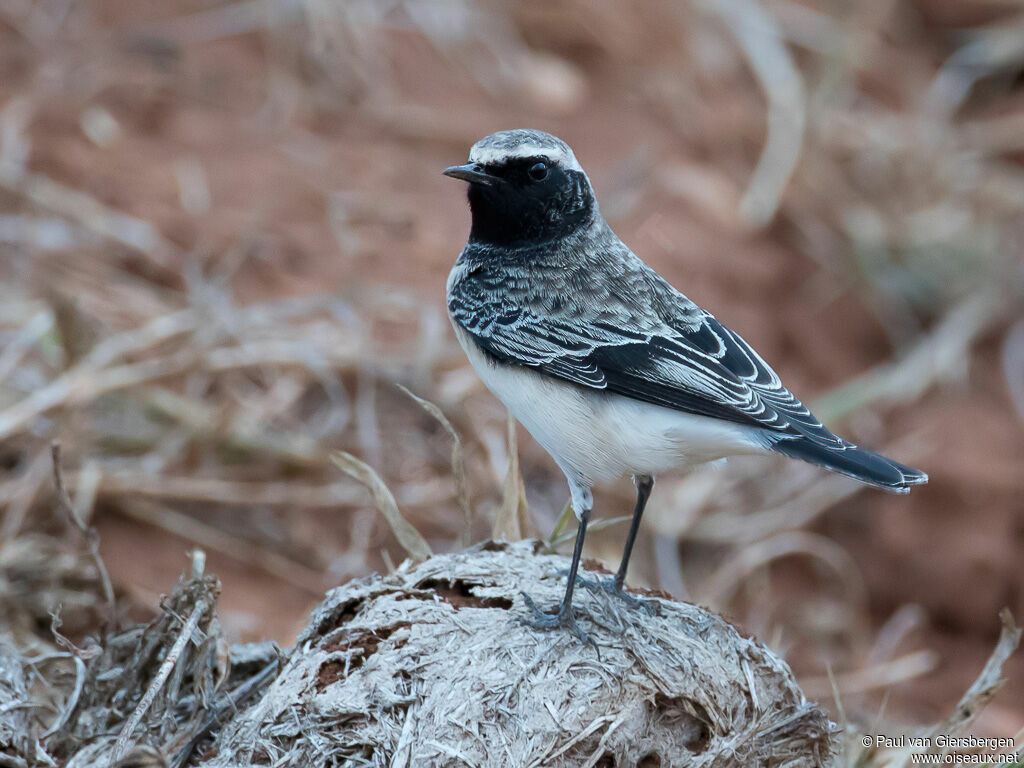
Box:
[571, 475, 660, 614]
[614, 474, 654, 590]
[522, 507, 592, 643]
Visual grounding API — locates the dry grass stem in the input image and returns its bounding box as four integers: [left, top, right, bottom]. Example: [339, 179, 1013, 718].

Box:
[112, 597, 209, 760]
[701, 0, 806, 226]
[698, 531, 867, 610]
[687, 469, 862, 544]
[549, 515, 633, 550]
[922, 609, 1021, 751]
[50, 443, 115, 623]
[330, 451, 432, 561]
[544, 499, 575, 552]
[815, 290, 1013, 423]
[396, 384, 473, 548]
[0, 172, 180, 269]
[800, 650, 940, 699]
[69, 469, 448, 508]
[493, 410, 535, 541]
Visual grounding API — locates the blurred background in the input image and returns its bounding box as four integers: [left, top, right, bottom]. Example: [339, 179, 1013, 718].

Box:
[1, 0, 1022, 737]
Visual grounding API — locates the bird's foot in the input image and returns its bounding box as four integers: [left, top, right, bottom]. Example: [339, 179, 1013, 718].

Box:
[598, 580, 662, 616]
[519, 591, 593, 645]
[556, 571, 661, 615]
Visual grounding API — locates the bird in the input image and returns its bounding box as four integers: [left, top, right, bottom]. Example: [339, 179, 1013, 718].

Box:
[443, 128, 927, 639]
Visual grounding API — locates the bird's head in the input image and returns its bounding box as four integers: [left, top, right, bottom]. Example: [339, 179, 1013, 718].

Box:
[444, 129, 597, 247]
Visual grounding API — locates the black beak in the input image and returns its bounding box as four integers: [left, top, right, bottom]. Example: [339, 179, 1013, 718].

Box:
[443, 163, 497, 186]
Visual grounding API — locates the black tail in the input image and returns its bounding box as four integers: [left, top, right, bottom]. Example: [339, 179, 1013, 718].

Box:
[773, 439, 928, 494]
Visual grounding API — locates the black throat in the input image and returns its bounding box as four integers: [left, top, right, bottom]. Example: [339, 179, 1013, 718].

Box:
[466, 169, 595, 249]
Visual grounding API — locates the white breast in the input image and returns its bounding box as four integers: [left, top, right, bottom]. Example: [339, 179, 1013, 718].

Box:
[451, 323, 768, 488]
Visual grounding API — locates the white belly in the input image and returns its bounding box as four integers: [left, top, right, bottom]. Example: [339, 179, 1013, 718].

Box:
[452, 324, 767, 487]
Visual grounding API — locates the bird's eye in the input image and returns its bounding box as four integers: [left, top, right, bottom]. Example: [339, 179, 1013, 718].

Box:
[528, 162, 549, 181]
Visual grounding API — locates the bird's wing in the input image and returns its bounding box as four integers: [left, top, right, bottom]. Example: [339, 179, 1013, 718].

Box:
[448, 263, 846, 449]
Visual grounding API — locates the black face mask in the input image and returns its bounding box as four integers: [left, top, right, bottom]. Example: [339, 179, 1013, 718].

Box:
[466, 161, 594, 248]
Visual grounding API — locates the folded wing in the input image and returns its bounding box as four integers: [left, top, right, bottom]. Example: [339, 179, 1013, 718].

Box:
[449, 262, 927, 492]
[450, 275, 834, 444]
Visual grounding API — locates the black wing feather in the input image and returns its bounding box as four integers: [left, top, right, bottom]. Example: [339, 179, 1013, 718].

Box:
[452, 277, 841, 449]
[448, 242, 927, 491]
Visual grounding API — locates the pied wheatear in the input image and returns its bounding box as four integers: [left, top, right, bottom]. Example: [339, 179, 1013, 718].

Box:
[444, 129, 926, 639]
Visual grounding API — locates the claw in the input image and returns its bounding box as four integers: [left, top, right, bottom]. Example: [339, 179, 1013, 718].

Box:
[552, 568, 662, 615]
[519, 591, 594, 646]
[578, 577, 662, 615]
